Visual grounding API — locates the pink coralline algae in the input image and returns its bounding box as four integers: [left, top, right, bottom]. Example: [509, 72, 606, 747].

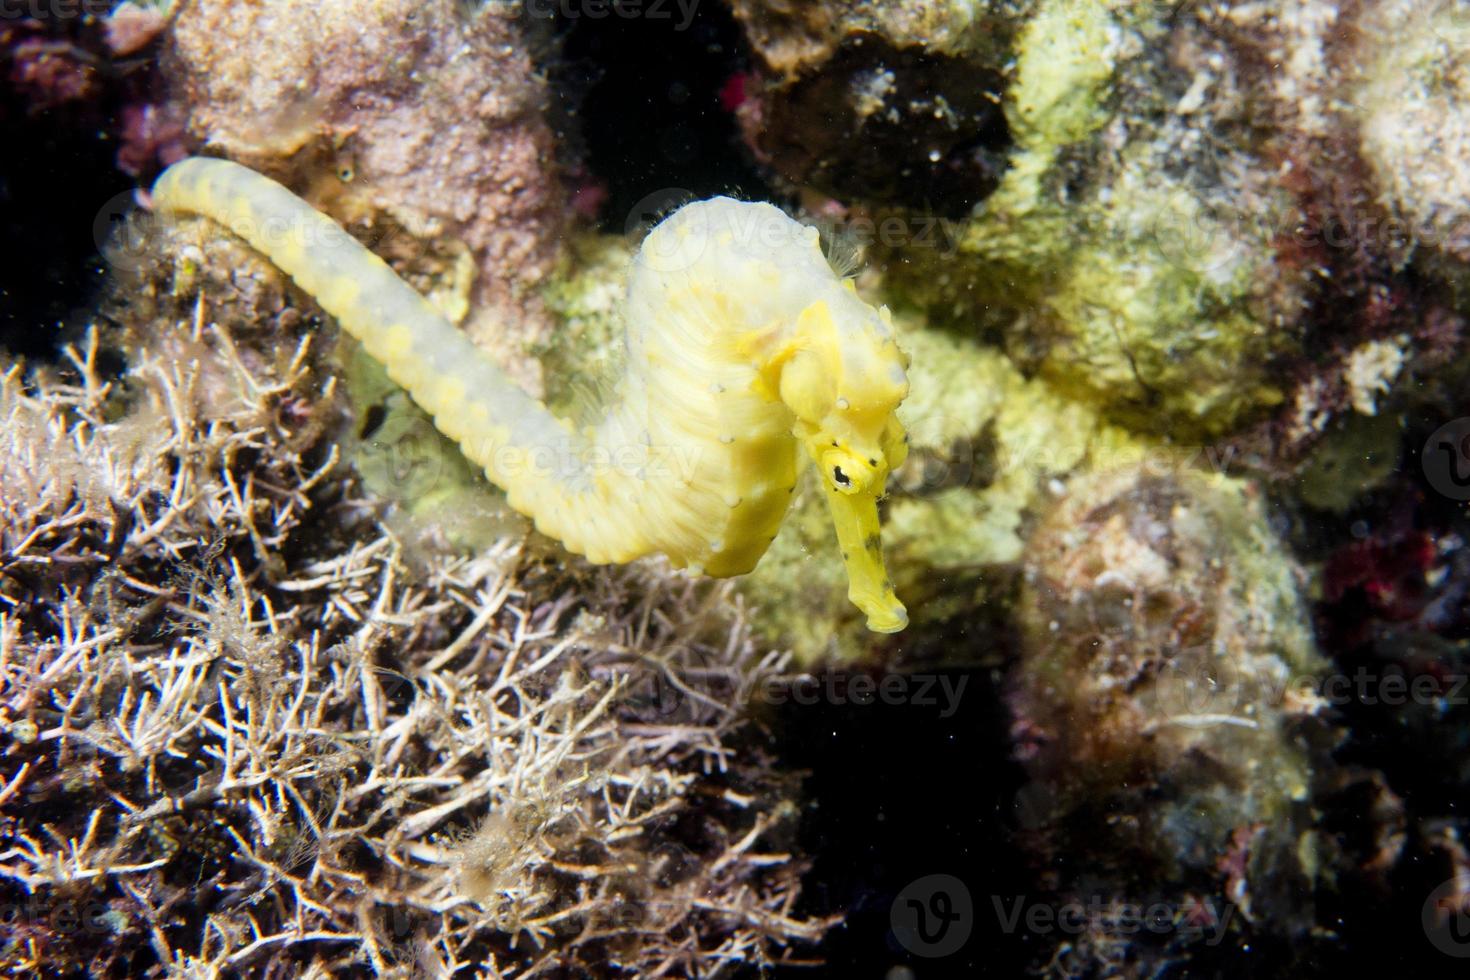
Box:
[4, 29, 99, 112]
[114, 101, 187, 178]
[161, 0, 568, 392]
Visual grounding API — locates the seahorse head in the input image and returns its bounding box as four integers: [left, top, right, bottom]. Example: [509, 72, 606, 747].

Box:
[634, 195, 913, 632]
[778, 287, 912, 633]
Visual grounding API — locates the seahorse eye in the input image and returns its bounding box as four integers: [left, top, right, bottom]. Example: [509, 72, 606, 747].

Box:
[828, 463, 859, 494]
[822, 446, 878, 496]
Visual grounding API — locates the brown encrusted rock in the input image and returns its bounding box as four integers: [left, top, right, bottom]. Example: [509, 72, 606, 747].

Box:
[727, 0, 1021, 78]
[1008, 464, 1335, 952]
[750, 32, 1011, 214]
[162, 0, 566, 393]
[726, 0, 1018, 213]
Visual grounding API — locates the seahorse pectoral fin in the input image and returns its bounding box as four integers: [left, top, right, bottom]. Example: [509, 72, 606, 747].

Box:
[819, 481, 908, 634]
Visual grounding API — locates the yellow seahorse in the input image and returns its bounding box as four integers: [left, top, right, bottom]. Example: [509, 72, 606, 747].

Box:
[150, 157, 912, 632]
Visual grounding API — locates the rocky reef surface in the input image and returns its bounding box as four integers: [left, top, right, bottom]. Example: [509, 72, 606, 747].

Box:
[3, 0, 1470, 976]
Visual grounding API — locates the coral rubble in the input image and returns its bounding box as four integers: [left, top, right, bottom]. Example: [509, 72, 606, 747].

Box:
[0, 219, 829, 975]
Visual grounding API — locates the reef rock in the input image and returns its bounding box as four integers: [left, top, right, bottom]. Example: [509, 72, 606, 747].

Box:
[1008, 463, 1334, 961]
[163, 0, 566, 391]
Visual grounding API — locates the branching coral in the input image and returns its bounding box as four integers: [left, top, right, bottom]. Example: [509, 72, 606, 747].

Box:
[0, 237, 831, 974]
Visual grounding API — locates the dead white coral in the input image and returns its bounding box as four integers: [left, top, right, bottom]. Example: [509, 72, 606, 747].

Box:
[1285, 374, 1331, 442]
[1344, 334, 1409, 416]
[0, 258, 831, 974]
[1354, 0, 1470, 264]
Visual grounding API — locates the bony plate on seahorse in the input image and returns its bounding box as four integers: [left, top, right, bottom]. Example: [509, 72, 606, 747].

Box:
[150, 157, 912, 632]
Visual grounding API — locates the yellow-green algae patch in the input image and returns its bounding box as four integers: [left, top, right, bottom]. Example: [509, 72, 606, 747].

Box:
[535, 234, 635, 420]
[887, 0, 1305, 439]
[342, 344, 527, 556]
